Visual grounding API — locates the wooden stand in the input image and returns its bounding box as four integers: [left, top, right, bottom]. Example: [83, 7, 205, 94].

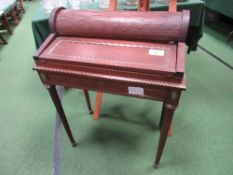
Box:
[93, 0, 177, 136]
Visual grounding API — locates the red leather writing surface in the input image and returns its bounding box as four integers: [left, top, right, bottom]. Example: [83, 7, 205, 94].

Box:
[39, 37, 177, 75]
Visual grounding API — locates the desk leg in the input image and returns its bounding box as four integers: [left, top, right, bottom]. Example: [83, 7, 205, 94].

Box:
[155, 91, 181, 167]
[159, 102, 165, 128]
[83, 89, 93, 114]
[159, 102, 173, 136]
[47, 85, 77, 147]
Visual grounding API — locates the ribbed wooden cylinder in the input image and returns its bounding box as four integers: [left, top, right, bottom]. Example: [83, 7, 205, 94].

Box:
[49, 8, 190, 42]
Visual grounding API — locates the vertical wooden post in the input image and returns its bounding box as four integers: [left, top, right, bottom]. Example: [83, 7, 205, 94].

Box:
[93, 0, 118, 120]
[93, 92, 103, 120]
[169, 0, 177, 12]
[138, 0, 150, 11]
[108, 0, 117, 11]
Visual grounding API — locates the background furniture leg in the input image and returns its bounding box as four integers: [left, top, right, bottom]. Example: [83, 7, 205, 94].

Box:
[93, 92, 103, 120]
[18, 0, 25, 13]
[0, 34, 7, 44]
[138, 0, 150, 11]
[9, 10, 19, 25]
[83, 89, 93, 114]
[227, 31, 233, 43]
[46, 85, 77, 147]
[1, 15, 12, 34]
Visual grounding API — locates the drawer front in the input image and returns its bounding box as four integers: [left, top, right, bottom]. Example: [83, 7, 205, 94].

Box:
[41, 72, 169, 102]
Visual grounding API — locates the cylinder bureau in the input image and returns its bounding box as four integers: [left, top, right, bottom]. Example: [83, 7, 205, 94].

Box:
[33, 7, 190, 167]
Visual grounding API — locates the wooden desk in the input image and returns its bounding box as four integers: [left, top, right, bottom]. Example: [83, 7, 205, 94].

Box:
[34, 8, 189, 167]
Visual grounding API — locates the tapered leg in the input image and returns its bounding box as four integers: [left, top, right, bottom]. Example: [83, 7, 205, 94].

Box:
[168, 125, 173, 136]
[159, 102, 173, 136]
[83, 89, 93, 114]
[1, 15, 12, 34]
[46, 85, 77, 147]
[0, 34, 7, 44]
[155, 91, 181, 167]
[155, 104, 176, 167]
[93, 92, 103, 120]
[159, 102, 166, 128]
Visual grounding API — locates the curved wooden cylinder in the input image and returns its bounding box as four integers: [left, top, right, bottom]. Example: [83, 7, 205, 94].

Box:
[49, 7, 190, 42]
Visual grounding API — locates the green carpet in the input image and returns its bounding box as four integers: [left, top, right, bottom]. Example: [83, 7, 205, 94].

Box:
[0, 1, 233, 175]
[199, 20, 233, 66]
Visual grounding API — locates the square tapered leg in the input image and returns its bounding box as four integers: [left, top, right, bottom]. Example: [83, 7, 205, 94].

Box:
[46, 85, 77, 147]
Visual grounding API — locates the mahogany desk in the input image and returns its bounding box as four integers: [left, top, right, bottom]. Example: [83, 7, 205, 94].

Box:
[34, 8, 190, 166]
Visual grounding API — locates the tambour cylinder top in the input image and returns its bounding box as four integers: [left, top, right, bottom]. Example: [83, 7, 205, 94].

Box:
[49, 7, 190, 42]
